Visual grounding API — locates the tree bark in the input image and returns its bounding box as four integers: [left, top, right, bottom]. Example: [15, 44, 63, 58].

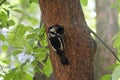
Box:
[38, 0, 96, 80]
[95, 0, 118, 79]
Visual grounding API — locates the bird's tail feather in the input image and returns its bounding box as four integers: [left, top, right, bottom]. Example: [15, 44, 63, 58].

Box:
[59, 55, 69, 65]
[56, 50, 69, 65]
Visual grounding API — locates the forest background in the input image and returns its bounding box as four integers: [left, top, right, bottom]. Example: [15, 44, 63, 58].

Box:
[0, 0, 120, 80]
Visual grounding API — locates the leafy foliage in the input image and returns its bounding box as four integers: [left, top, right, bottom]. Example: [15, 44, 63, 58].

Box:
[0, 34, 6, 41]
[99, 1, 120, 80]
[0, 0, 120, 80]
[111, 32, 120, 80]
[100, 32, 120, 80]
[0, 0, 52, 80]
[111, 0, 120, 12]
[112, 66, 120, 80]
[100, 74, 111, 80]
[4, 68, 32, 80]
[80, 0, 88, 6]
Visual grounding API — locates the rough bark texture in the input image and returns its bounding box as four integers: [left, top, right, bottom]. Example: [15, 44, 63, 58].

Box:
[39, 0, 96, 80]
[94, 0, 118, 79]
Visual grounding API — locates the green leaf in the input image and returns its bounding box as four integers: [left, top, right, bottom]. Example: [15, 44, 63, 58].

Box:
[28, 37, 36, 47]
[0, 11, 8, 21]
[33, 48, 49, 61]
[12, 72, 20, 80]
[0, 33, 6, 41]
[42, 57, 52, 77]
[16, 24, 27, 36]
[100, 74, 111, 80]
[0, 73, 4, 77]
[3, 8, 9, 17]
[30, 0, 38, 3]
[9, 40, 24, 48]
[35, 48, 47, 61]
[26, 33, 36, 39]
[113, 34, 120, 48]
[8, 33, 25, 48]
[24, 72, 32, 80]
[112, 66, 120, 80]
[7, 19, 15, 26]
[3, 1, 11, 5]
[13, 9, 24, 13]
[80, 0, 88, 6]
[12, 70, 32, 80]
[39, 26, 45, 35]
[12, 69, 23, 80]
[25, 15, 39, 25]
[3, 70, 16, 80]
[2, 45, 8, 52]
[31, 60, 38, 67]
[11, 50, 23, 56]
[2, 59, 11, 64]
[4, 68, 32, 80]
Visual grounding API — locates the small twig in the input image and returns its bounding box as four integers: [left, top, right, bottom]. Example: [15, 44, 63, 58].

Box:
[37, 16, 43, 47]
[39, 16, 43, 28]
[38, 16, 47, 47]
[0, 65, 6, 73]
[90, 29, 120, 62]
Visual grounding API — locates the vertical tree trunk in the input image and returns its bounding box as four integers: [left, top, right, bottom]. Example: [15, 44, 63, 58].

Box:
[95, 0, 118, 79]
[39, 0, 96, 80]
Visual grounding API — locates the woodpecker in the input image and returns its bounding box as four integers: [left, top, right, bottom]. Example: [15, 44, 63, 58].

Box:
[48, 24, 69, 65]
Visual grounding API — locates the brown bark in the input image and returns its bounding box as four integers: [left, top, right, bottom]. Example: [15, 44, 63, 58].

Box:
[95, 0, 118, 79]
[38, 0, 96, 80]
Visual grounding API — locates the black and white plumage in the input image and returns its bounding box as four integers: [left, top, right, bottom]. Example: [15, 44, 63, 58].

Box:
[48, 24, 69, 65]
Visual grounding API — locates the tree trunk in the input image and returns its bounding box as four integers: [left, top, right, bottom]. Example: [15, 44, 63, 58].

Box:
[38, 0, 96, 80]
[95, 0, 118, 79]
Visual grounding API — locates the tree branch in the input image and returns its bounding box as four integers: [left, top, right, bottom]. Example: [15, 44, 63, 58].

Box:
[90, 29, 120, 62]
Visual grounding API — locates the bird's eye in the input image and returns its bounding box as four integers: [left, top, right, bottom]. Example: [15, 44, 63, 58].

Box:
[56, 27, 64, 35]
